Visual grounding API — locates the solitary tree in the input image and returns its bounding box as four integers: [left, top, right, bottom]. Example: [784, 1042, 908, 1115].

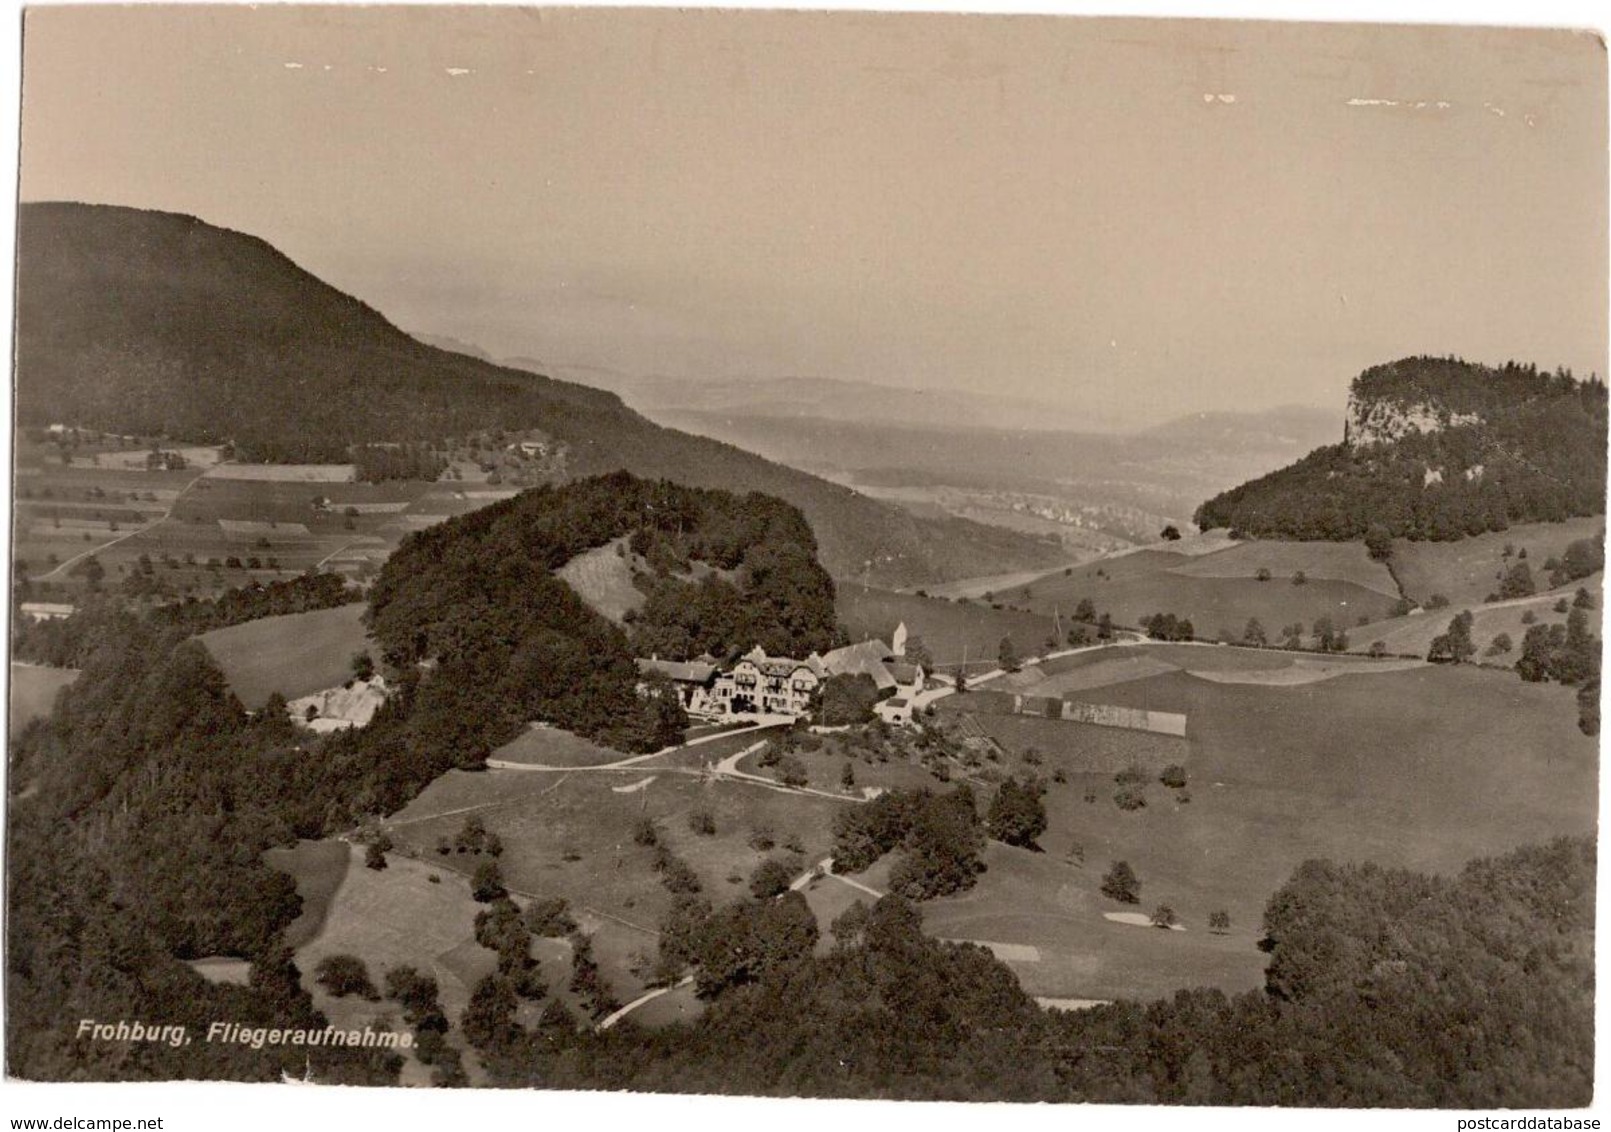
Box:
[998, 636, 1021, 673]
[471, 860, 507, 903]
[986, 777, 1048, 849]
[315, 954, 380, 1000]
[1364, 524, 1394, 562]
[1101, 860, 1141, 904]
[1151, 904, 1178, 929]
[1160, 525, 1182, 542]
[1209, 910, 1231, 934]
[1243, 618, 1267, 647]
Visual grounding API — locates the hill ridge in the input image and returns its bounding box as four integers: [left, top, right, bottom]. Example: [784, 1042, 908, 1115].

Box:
[14, 201, 1064, 587]
[1194, 356, 1606, 542]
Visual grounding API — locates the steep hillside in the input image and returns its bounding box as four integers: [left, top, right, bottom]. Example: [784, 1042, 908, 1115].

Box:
[13, 202, 1061, 586]
[1195, 357, 1607, 541]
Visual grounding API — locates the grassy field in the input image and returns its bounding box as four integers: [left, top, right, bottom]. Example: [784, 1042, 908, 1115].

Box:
[12, 438, 463, 600]
[263, 838, 353, 949]
[8, 663, 79, 737]
[1003, 554, 1400, 643]
[1349, 576, 1603, 666]
[1388, 518, 1604, 607]
[491, 725, 627, 767]
[291, 842, 491, 1085]
[954, 710, 1191, 775]
[914, 660, 1596, 1002]
[198, 603, 371, 708]
[735, 739, 939, 796]
[837, 586, 1061, 672]
[386, 764, 853, 1007]
[1167, 540, 1399, 596]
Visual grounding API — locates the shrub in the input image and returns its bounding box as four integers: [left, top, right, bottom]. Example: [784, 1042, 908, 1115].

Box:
[1114, 784, 1147, 811]
[524, 896, 577, 938]
[747, 825, 776, 852]
[776, 755, 809, 788]
[1114, 764, 1149, 787]
[1209, 910, 1231, 934]
[749, 858, 798, 900]
[471, 860, 507, 903]
[1159, 764, 1187, 789]
[632, 818, 660, 847]
[315, 954, 379, 1000]
[688, 808, 717, 836]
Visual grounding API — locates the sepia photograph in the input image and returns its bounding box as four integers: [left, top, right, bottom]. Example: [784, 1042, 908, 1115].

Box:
[2, 1, 1606, 1126]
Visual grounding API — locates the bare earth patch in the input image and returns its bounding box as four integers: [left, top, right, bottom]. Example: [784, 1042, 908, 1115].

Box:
[1103, 912, 1185, 931]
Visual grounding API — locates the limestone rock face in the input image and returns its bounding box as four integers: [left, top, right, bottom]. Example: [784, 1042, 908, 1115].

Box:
[1344, 392, 1481, 448]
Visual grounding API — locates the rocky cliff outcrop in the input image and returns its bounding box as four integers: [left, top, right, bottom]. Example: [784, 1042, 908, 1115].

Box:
[1344, 394, 1481, 448]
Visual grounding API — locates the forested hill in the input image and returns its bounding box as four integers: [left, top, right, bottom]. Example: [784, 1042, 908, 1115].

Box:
[13, 201, 1061, 587]
[1194, 357, 1607, 541]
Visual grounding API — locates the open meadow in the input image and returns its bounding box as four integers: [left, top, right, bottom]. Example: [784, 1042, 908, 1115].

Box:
[12, 436, 483, 601]
[199, 602, 372, 708]
[385, 760, 857, 1010]
[1003, 549, 1402, 641]
[911, 657, 1596, 1003]
[1389, 517, 1605, 607]
[1349, 575, 1603, 665]
[283, 841, 492, 1085]
[263, 838, 354, 949]
[554, 537, 646, 624]
[1166, 539, 1399, 595]
[8, 663, 79, 737]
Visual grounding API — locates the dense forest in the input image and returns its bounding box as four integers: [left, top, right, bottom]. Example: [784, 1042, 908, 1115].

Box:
[1195, 358, 1607, 541]
[12, 202, 1064, 587]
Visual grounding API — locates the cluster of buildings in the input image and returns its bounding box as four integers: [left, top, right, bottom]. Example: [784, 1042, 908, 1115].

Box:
[637, 622, 927, 726]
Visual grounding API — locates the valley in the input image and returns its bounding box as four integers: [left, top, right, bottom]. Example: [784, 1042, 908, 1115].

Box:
[6, 206, 1601, 1106]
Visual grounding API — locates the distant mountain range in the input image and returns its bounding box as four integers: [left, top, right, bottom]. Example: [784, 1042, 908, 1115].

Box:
[1196, 356, 1608, 541]
[13, 201, 1065, 587]
[490, 363, 1131, 434]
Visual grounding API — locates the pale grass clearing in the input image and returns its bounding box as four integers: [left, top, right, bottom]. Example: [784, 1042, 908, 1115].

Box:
[555, 537, 646, 623]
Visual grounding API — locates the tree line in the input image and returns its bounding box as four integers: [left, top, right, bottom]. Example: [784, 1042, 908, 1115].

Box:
[1195, 358, 1606, 541]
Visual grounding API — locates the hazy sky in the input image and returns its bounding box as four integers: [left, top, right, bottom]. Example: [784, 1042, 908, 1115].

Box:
[18, 6, 1609, 426]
